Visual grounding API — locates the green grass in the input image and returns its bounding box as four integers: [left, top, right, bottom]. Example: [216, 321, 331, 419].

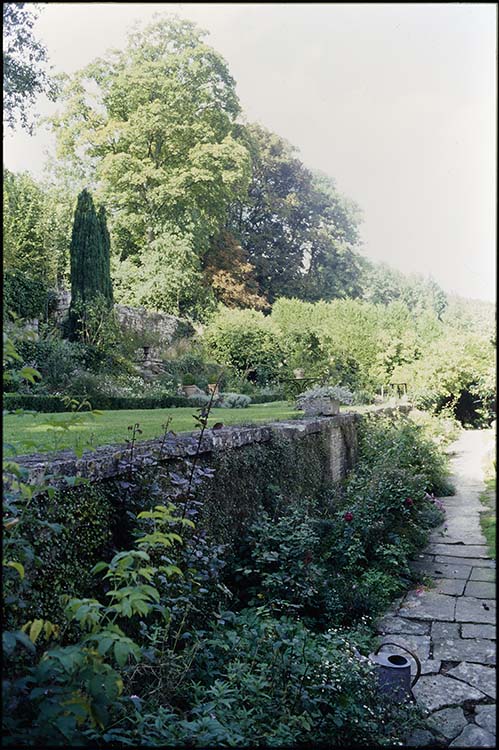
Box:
[479, 473, 496, 559]
[3, 402, 303, 456]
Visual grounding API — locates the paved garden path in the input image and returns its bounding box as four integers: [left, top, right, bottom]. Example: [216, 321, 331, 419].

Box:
[376, 429, 496, 747]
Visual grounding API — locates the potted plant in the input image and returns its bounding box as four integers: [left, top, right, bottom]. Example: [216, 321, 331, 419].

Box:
[296, 385, 353, 416]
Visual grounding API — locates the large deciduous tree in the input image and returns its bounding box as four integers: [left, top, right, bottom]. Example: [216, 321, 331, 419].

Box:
[228, 124, 363, 304]
[50, 16, 251, 305]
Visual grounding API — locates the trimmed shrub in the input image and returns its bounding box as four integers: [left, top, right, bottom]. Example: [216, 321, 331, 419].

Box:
[3, 393, 211, 413]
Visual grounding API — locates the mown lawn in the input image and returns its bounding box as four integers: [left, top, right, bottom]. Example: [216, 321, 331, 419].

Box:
[4, 402, 304, 456]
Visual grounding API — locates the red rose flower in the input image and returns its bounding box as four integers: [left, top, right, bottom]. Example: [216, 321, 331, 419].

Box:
[343, 511, 354, 522]
[404, 497, 414, 507]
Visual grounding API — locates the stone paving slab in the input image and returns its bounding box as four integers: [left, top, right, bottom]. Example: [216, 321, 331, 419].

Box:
[461, 623, 496, 640]
[379, 633, 431, 661]
[433, 638, 496, 665]
[380, 431, 496, 747]
[447, 662, 496, 699]
[412, 674, 486, 712]
[470, 567, 497, 582]
[428, 544, 490, 558]
[434, 555, 496, 568]
[464, 580, 496, 599]
[410, 561, 472, 579]
[474, 705, 496, 734]
[398, 591, 456, 621]
[435, 578, 466, 596]
[455, 597, 496, 624]
[432, 621, 461, 640]
[376, 616, 430, 635]
[426, 707, 468, 741]
[449, 723, 496, 747]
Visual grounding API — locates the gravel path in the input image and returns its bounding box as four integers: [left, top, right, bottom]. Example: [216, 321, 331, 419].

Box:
[376, 429, 496, 747]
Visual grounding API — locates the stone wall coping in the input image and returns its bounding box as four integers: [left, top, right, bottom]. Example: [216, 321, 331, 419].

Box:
[11, 413, 361, 488]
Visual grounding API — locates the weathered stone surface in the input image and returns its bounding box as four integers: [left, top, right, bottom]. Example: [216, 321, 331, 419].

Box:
[406, 729, 437, 747]
[432, 621, 461, 640]
[428, 544, 490, 558]
[426, 707, 468, 740]
[449, 723, 496, 747]
[434, 556, 496, 568]
[435, 578, 466, 596]
[461, 624, 496, 640]
[398, 591, 456, 622]
[376, 616, 430, 635]
[379, 634, 431, 661]
[470, 567, 497, 582]
[455, 597, 496, 624]
[432, 638, 496, 665]
[410, 561, 472, 580]
[464, 581, 496, 599]
[447, 662, 496, 699]
[420, 659, 441, 675]
[475, 705, 496, 734]
[412, 674, 485, 712]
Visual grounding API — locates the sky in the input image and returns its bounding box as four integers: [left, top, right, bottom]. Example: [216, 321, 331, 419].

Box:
[3, 3, 496, 302]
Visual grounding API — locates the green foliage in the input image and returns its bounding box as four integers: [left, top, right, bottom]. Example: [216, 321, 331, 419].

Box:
[218, 392, 251, 408]
[3, 169, 52, 280]
[3, 272, 52, 322]
[51, 16, 250, 319]
[112, 232, 212, 318]
[12, 332, 88, 394]
[69, 189, 113, 336]
[3, 3, 55, 132]
[11, 486, 114, 628]
[3, 392, 211, 413]
[203, 306, 284, 385]
[229, 124, 363, 303]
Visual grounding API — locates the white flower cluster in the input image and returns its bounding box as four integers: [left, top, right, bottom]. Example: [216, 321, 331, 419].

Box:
[296, 385, 353, 406]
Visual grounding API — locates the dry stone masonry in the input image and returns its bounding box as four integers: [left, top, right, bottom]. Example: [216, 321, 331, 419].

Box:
[13, 414, 360, 490]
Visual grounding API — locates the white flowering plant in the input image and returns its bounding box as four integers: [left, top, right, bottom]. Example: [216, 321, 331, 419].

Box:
[296, 385, 353, 409]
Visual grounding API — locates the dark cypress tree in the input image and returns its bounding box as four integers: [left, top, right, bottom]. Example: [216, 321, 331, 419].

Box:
[97, 205, 113, 304]
[68, 189, 113, 337]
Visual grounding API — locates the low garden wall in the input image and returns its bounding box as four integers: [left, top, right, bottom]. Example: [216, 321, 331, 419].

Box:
[10, 408, 409, 625]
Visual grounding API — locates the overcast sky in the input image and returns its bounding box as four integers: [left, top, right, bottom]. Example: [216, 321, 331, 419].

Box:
[3, 3, 496, 302]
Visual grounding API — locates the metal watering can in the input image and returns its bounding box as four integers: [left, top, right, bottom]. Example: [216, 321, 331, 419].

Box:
[369, 642, 421, 702]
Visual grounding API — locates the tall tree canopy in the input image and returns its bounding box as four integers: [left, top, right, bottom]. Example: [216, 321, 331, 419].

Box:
[51, 16, 251, 262]
[3, 2, 55, 132]
[227, 124, 363, 303]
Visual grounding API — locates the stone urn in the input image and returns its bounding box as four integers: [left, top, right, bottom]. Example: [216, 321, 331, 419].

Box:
[302, 397, 340, 416]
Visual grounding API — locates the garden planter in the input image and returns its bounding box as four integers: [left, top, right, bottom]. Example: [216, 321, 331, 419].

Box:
[302, 398, 340, 416]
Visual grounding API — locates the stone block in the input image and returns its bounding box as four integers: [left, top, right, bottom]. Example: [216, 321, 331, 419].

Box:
[426, 707, 468, 740]
[464, 581, 496, 599]
[455, 597, 496, 624]
[449, 723, 496, 747]
[447, 662, 496, 699]
[412, 674, 485, 712]
[398, 591, 456, 622]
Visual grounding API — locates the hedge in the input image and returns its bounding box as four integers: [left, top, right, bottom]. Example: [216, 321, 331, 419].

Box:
[3, 393, 210, 413]
[249, 393, 286, 404]
[4, 393, 288, 413]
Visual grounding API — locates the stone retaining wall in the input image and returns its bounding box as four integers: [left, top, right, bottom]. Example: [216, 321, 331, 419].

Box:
[14, 413, 361, 490]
